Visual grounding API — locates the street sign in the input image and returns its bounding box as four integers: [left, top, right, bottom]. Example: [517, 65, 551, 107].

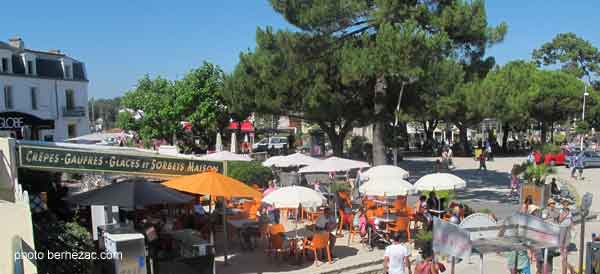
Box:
[581, 193, 593, 215]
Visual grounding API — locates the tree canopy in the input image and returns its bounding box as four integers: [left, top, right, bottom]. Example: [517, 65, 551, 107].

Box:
[118, 62, 228, 150]
[533, 32, 600, 80]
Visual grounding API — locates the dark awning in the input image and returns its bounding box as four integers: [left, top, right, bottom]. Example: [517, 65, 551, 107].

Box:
[0, 112, 54, 129]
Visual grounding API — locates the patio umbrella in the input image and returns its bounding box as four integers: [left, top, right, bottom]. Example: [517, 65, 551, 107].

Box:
[67, 178, 195, 208]
[216, 132, 223, 152]
[261, 186, 326, 209]
[262, 155, 283, 167]
[162, 171, 261, 199]
[199, 151, 251, 162]
[298, 156, 370, 173]
[359, 178, 415, 196]
[230, 132, 237, 153]
[414, 173, 467, 191]
[362, 165, 410, 180]
[263, 152, 323, 168]
[162, 171, 261, 265]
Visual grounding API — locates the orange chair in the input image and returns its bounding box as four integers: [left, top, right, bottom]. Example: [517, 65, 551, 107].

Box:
[248, 203, 259, 221]
[304, 232, 332, 265]
[266, 234, 288, 261]
[388, 217, 411, 241]
[374, 207, 386, 217]
[269, 224, 285, 236]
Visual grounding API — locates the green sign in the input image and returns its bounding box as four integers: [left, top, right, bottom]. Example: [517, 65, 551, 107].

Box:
[18, 144, 225, 177]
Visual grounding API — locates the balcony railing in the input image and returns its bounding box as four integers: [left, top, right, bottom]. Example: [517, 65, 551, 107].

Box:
[62, 106, 86, 117]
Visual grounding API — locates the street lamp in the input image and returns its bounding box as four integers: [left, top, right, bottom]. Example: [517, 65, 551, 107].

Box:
[580, 84, 590, 150]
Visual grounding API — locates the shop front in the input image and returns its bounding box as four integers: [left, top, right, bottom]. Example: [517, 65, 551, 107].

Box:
[0, 112, 54, 141]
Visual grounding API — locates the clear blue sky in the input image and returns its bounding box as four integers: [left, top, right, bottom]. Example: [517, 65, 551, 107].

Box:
[1, 1, 598, 99]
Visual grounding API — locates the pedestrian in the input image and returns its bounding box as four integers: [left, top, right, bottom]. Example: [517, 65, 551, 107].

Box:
[509, 171, 520, 199]
[550, 178, 560, 196]
[263, 181, 279, 224]
[383, 233, 411, 274]
[414, 244, 445, 274]
[479, 150, 487, 171]
[315, 207, 338, 258]
[569, 153, 577, 179]
[558, 200, 574, 274]
[486, 140, 493, 161]
[575, 152, 585, 181]
[537, 199, 560, 274]
[447, 146, 454, 169]
[521, 195, 534, 214]
[528, 150, 535, 164]
[503, 250, 532, 274]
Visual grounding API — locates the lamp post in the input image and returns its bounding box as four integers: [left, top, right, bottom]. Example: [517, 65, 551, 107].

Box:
[580, 85, 590, 150]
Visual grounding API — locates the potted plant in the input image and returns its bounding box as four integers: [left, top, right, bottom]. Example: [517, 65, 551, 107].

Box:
[517, 162, 554, 207]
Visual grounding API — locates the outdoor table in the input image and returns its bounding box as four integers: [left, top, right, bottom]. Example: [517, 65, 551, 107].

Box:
[163, 229, 210, 258]
[283, 227, 316, 265]
[227, 219, 260, 247]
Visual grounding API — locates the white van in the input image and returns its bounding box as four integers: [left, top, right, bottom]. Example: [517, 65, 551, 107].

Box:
[252, 137, 289, 152]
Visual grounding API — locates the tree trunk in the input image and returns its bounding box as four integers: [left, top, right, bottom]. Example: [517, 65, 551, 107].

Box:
[550, 121, 554, 143]
[322, 123, 351, 157]
[540, 121, 547, 144]
[502, 122, 510, 153]
[373, 75, 387, 165]
[458, 124, 470, 156]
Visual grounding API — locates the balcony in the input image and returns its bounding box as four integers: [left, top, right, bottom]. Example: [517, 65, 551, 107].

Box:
[62, 106, 86, 117]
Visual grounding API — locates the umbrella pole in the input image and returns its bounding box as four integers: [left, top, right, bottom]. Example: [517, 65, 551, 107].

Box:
[222, 197, 229, 265]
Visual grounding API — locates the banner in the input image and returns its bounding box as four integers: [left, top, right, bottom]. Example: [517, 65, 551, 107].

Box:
[433, 217, 472, 258]
[18, 144, 224, 177]
[503, 213, 560, 246]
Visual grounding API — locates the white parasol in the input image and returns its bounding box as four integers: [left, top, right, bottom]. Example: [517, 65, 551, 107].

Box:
[362, 165, 409, 180]
[414, 173, 467, 191]
[262, 152, 322, 168]
[199, 151, 251, 162]
[261, 186, 326, 209]
[298, 156, 370, 173]
[359, 178, 415, 196]
[230, 132, 237, 153]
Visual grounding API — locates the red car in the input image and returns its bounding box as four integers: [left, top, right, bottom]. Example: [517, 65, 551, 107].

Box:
[539, 150, 566, 166]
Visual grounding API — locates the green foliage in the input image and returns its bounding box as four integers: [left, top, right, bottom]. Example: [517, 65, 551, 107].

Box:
[533, 32, 600, 79]
[119, 62, 228, 149]
[349, 136, 369, 161]
[227, 161, 273, 187]
[330, 182, 351, 193]
[576, 120, 590, 134]
[522, 164, 554, 186]
[34, 213, 94, 274]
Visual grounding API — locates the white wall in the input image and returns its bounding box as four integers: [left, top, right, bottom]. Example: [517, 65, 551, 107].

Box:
[0, 75, 89, 141]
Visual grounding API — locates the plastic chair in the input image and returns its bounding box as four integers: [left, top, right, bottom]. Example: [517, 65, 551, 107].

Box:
[269, 224, 285, 236]
[304, 232, 332, 265]
[374, 207, 386, 217]
[248, 203, 259, 221]
[265, 234, 288, 261]
[388, 217, 411, 241]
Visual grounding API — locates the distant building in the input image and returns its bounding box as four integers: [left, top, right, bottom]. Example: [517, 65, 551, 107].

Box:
[0, 37, 89, 141]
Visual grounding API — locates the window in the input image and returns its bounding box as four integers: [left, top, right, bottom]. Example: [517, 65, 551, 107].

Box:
[64, 65, 72, 79]
[31, 87, 38, 110]
[4, 86, 13, 109]
[27, 60, 34, 75]
[65, 89, 75, 110]
[67, 124, 77, 138]
[1, 58, 8, 72]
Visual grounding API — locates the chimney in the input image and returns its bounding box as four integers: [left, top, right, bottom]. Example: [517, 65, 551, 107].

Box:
[8, 37, 24, 49]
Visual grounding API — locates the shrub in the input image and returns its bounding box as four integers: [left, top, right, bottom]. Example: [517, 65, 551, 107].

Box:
[227, 161, 273, 187]
[34, 213, 94, 274]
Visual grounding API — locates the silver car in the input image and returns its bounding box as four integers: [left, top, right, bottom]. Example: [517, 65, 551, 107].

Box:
[568, 151, 600, 168]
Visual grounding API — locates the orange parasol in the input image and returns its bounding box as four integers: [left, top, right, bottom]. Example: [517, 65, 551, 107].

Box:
[162, 171, 261, 199]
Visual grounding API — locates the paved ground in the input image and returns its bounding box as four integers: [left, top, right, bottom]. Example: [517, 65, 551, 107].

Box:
[209, 156, 599, 274]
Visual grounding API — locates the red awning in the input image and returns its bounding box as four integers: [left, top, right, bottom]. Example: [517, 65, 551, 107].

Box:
[228, 120, 254, 132]
[240, 120, 254, 132]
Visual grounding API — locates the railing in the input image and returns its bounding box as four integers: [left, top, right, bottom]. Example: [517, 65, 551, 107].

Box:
[62, 106, 86, 117]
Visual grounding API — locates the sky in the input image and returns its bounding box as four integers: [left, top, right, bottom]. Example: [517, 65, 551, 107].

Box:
[1, 1, 599, 99]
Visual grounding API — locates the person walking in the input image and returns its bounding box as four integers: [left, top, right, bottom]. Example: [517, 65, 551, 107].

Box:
[558, 200, 574, 274]
[486, 140, 493, 161]
[575, 152, 585, 181]
[478, 150, 487, 171]
[503, 250, 532, 274]
[383, 233, 411, 274]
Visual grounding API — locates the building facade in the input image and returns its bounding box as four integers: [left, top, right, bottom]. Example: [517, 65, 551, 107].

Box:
[0, 37, 89, 141]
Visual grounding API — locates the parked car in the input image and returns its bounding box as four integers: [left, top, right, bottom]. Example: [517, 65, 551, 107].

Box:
[252, 136, 289, 152]
[565, 150, 600, 168]
[543, 150, 567, 166]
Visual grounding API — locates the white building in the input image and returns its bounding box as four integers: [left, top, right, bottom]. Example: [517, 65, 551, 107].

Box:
[0, 37, 89, 141]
